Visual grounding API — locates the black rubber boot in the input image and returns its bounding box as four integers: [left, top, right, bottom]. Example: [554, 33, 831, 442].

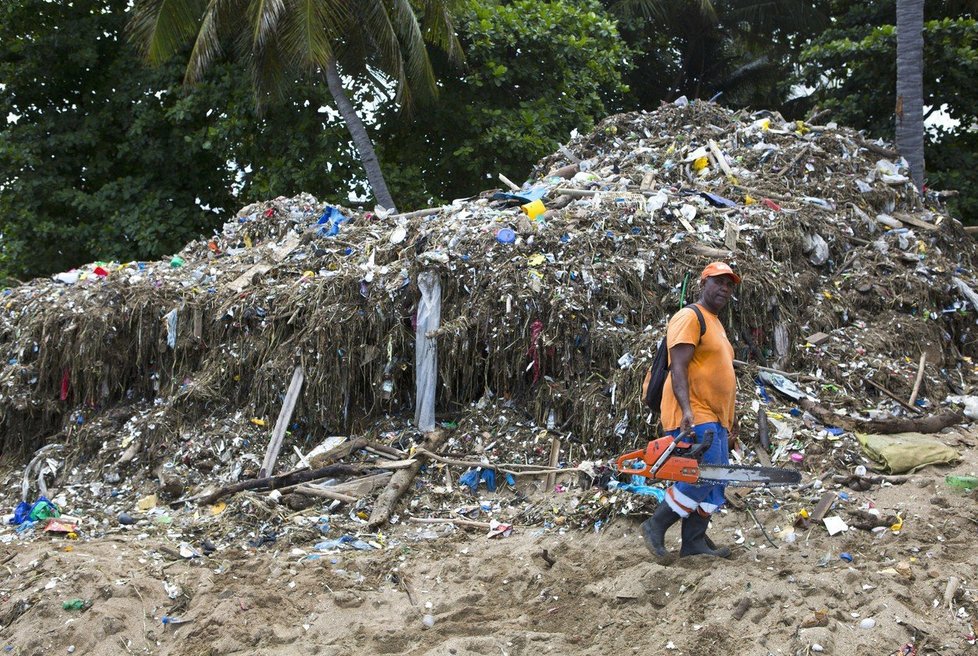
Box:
[641, 503, 682, 563]
[679, 512, 731, 558]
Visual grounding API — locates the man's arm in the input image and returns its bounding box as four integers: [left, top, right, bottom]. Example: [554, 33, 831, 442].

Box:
[669, 344, 695, 434]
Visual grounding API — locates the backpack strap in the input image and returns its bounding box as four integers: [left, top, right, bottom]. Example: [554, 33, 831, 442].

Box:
[686, 304, 707, 338]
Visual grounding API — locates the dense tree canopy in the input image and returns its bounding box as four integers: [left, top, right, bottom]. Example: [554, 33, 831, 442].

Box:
[0, 0, 241, 278]
[608, 0, 829, 113]
[3, 0, 978, 281]
[801, 1, 978, 220]
[379, 0, 632, 207]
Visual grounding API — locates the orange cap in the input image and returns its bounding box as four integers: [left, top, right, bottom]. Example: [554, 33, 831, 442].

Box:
[700, 261, 742, 284]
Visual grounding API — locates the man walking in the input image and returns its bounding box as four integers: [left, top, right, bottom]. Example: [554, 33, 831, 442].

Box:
[642, 262, 741, 562]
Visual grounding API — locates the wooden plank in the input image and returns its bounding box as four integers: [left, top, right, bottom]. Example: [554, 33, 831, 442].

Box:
[892, 212, 939, 232]
[260, 366, 305, 478]
[227, 232, 303, 293]
[810, 491, 837, 522]
[708, 139, 734, 178]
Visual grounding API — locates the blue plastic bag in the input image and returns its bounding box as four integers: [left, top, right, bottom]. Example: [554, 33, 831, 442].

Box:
[10, 496, 60, 525]
[316, 206, 349, 237]
[459, 468, 498, 493]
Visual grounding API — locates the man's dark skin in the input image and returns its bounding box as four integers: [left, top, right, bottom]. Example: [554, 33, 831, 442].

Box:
[669, 274, 737, 435]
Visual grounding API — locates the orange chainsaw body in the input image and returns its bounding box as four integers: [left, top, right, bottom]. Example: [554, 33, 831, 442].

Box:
[615, 435, 702, 484]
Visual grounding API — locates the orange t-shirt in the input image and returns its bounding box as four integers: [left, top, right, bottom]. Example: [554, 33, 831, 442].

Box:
[660, 304, 736, 431]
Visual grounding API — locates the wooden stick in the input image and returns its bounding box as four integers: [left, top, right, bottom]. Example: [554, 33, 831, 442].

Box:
[864, 377, 923, 415]
[199, 464, 369, 506]
[323, 472, 392, 496]
[777, 143, 811, 175]
[260, 366, 305, 478]
[414, 447, 579, 476]
[908, 353, 927, 407]
[368, 430, 449, 528]
[390, 206, 448, 221]
[744, 501, 779, 549]
[292, 445, 313, 470]
[293, 485, 358, 504]
[545, 436, 561, 491]
[407, 517, 492, 530]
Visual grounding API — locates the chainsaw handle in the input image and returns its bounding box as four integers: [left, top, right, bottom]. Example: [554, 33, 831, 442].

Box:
[683, 430, 714, 460]
[615, 449, 653, 477]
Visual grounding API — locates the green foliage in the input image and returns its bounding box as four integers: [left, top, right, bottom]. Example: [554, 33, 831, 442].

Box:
[379, 0, 632, 207]
[0, 0, 238, 279]
[607, 0, 829, 113]
[801, 3, 978, 222]
[222, 84, 376, 205]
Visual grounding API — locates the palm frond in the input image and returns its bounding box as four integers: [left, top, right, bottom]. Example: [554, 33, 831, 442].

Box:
[248, 0, 286, 51]
[388, 0, 438, 102]
[248, 27, 291, 110]
[727, 0, 826, 37]
[129, 0, 208, 64]
[280, 0, 346, 70]
[185, 0, 240, 83]
[417, 0, 464, 63]
[607, 0, 669, 21]
[359, 0, 412, 105]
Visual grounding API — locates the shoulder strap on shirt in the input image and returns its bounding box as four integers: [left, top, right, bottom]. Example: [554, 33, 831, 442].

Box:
[686, 304, 707, 337]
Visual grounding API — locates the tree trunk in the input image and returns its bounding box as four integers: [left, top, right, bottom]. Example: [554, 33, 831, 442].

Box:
[324, 58, 397, 212]
[895, 0, 925, 192]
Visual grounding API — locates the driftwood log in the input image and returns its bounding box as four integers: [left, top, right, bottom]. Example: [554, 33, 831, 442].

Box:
[368, 429, 448, 527]
[800, 399, 962, 434]
[199, 463, 370, 506]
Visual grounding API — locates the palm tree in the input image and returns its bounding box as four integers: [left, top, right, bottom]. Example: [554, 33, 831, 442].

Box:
[895, 0, 925, 192]
[129, 0, 463, 211]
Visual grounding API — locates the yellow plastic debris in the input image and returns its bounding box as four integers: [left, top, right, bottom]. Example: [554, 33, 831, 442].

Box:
[528, 253, 547, 267]
[890, 513, 903, 532]
[250, 417, 266, 427]
[692, 156, 709, 172]
[137, 494, 158, 511]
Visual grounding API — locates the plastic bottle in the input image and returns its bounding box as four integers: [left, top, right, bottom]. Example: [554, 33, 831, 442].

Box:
[945, 475, 978, 492]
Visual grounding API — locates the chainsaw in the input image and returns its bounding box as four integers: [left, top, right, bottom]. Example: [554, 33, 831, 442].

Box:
[615, 430, 801, 487]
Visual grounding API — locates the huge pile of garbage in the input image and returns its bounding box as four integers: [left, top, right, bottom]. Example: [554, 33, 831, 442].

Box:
[1, 100, 977, 549]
